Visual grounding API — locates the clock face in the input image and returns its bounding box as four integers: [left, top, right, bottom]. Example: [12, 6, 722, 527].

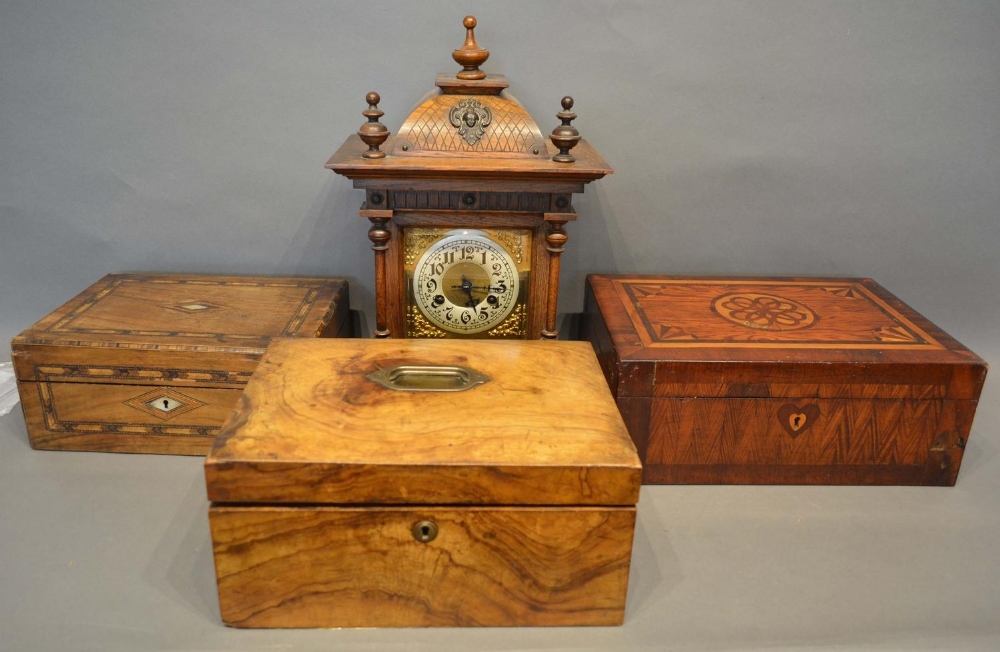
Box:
[412, 231, 520, 335]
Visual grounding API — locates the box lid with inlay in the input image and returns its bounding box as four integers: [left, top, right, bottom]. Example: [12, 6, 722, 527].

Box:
[12, 274, 350, 388]
[585, 275, 986, 400]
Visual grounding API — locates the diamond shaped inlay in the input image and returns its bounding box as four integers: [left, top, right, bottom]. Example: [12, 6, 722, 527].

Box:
[125, 388, 205, 421]
[162, 300, 222, 314]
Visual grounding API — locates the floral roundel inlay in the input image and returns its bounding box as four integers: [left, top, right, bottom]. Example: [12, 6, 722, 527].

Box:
[711, 292, 817, 331]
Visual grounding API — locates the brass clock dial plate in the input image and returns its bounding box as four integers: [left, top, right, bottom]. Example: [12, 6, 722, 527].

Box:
[413, 231, 520, 335]
[405, 228, 531, 338]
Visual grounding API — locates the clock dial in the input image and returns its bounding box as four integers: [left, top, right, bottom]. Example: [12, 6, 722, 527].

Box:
[413, 231, 520, 334]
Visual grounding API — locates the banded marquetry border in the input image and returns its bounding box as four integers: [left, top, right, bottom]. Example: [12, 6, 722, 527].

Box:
[34, 381, 220, 438]
[34, 364, 254, 385]
[613, 279, 944, 350]
[44, 277, 324, 340]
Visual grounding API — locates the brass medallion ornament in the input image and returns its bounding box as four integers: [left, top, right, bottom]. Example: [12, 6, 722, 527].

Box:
[449, 99, 492, 145]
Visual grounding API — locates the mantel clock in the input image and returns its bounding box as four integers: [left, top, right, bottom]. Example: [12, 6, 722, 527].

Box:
[327, 16, 612, 339]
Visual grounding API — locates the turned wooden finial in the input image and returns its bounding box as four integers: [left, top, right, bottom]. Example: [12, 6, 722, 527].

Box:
[549, 96, 581, 163]
[452, 15, 489, 80]
[357, 91, 390, 159]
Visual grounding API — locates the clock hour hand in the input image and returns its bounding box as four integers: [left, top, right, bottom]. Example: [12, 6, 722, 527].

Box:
[457, 276, 477, 307]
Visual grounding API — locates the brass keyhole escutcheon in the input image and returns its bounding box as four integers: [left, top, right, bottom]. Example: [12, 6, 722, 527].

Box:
[412, 520, 438, 543]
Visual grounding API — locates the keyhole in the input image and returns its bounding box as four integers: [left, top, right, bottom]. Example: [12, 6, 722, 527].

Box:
[793, 415, 802, 428]
[411, 519, 438, 543]
[163, 399, 170, 409]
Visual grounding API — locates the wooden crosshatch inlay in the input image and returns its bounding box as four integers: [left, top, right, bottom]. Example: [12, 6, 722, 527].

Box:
[613, 279, 944, 349]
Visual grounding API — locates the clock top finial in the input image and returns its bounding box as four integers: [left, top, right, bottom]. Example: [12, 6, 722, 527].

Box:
[452, 15, 489, 80]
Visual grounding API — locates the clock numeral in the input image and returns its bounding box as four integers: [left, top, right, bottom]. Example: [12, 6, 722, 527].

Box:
[432, 262, 446, 275]
[425, 278, 438, 293]
[479, 305, 490, 320]
[445, 307, 454, 321]
[442, 251, 455, 264]
[495, 279, 507, 294]
[461, 310, 473, 324]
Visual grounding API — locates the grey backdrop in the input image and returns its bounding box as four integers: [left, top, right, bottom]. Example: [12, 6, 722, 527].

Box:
[1, 2, 998, 651]
[3, 1, 998, 356]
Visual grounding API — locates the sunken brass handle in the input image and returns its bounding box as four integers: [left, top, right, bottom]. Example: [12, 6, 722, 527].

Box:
[367, 365, 490, 392]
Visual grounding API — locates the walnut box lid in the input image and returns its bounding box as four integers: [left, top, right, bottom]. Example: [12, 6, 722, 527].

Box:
[205, 339, 642, 506]
[12, 274, 351, 388]
[584, 275, 987, 400]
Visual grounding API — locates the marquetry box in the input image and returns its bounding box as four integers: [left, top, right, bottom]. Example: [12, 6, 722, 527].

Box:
[12, 274, 352, 455]
[582, 275, 987, 486]
[205, 339, 642, 628]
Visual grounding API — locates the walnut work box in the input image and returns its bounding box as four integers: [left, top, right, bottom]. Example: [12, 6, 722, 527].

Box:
[12, 274, 352, 455]
[583, 276, 987, 486]
[205, 339, 642, 628]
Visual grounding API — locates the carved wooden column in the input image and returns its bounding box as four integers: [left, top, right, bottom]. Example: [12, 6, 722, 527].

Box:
[366, 213, 392, 338]
[541, 215, 572, 340]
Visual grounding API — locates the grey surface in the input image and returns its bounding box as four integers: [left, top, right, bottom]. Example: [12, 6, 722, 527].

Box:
[0, 1, 998, 650]
[1, 377, 998, 651]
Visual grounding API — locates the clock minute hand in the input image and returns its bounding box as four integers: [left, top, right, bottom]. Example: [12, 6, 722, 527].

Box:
[450, 283, 505, 292]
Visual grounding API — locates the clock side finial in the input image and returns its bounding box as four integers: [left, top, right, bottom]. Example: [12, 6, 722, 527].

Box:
[452, 15, 489, 80]
[549, 96, 581, 163]
[357, 91, 390, 159]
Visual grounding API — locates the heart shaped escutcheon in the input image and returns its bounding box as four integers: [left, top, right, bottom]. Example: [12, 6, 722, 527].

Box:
[777, 403, 821, 438]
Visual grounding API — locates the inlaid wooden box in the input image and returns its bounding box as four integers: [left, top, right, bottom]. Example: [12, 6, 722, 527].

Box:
[583, 275, 987, 486]
[12, 274, 352, 455]
[205, 339, 642, 628]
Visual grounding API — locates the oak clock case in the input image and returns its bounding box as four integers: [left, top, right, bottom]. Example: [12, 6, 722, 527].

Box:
[326, 15, 612, 339]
